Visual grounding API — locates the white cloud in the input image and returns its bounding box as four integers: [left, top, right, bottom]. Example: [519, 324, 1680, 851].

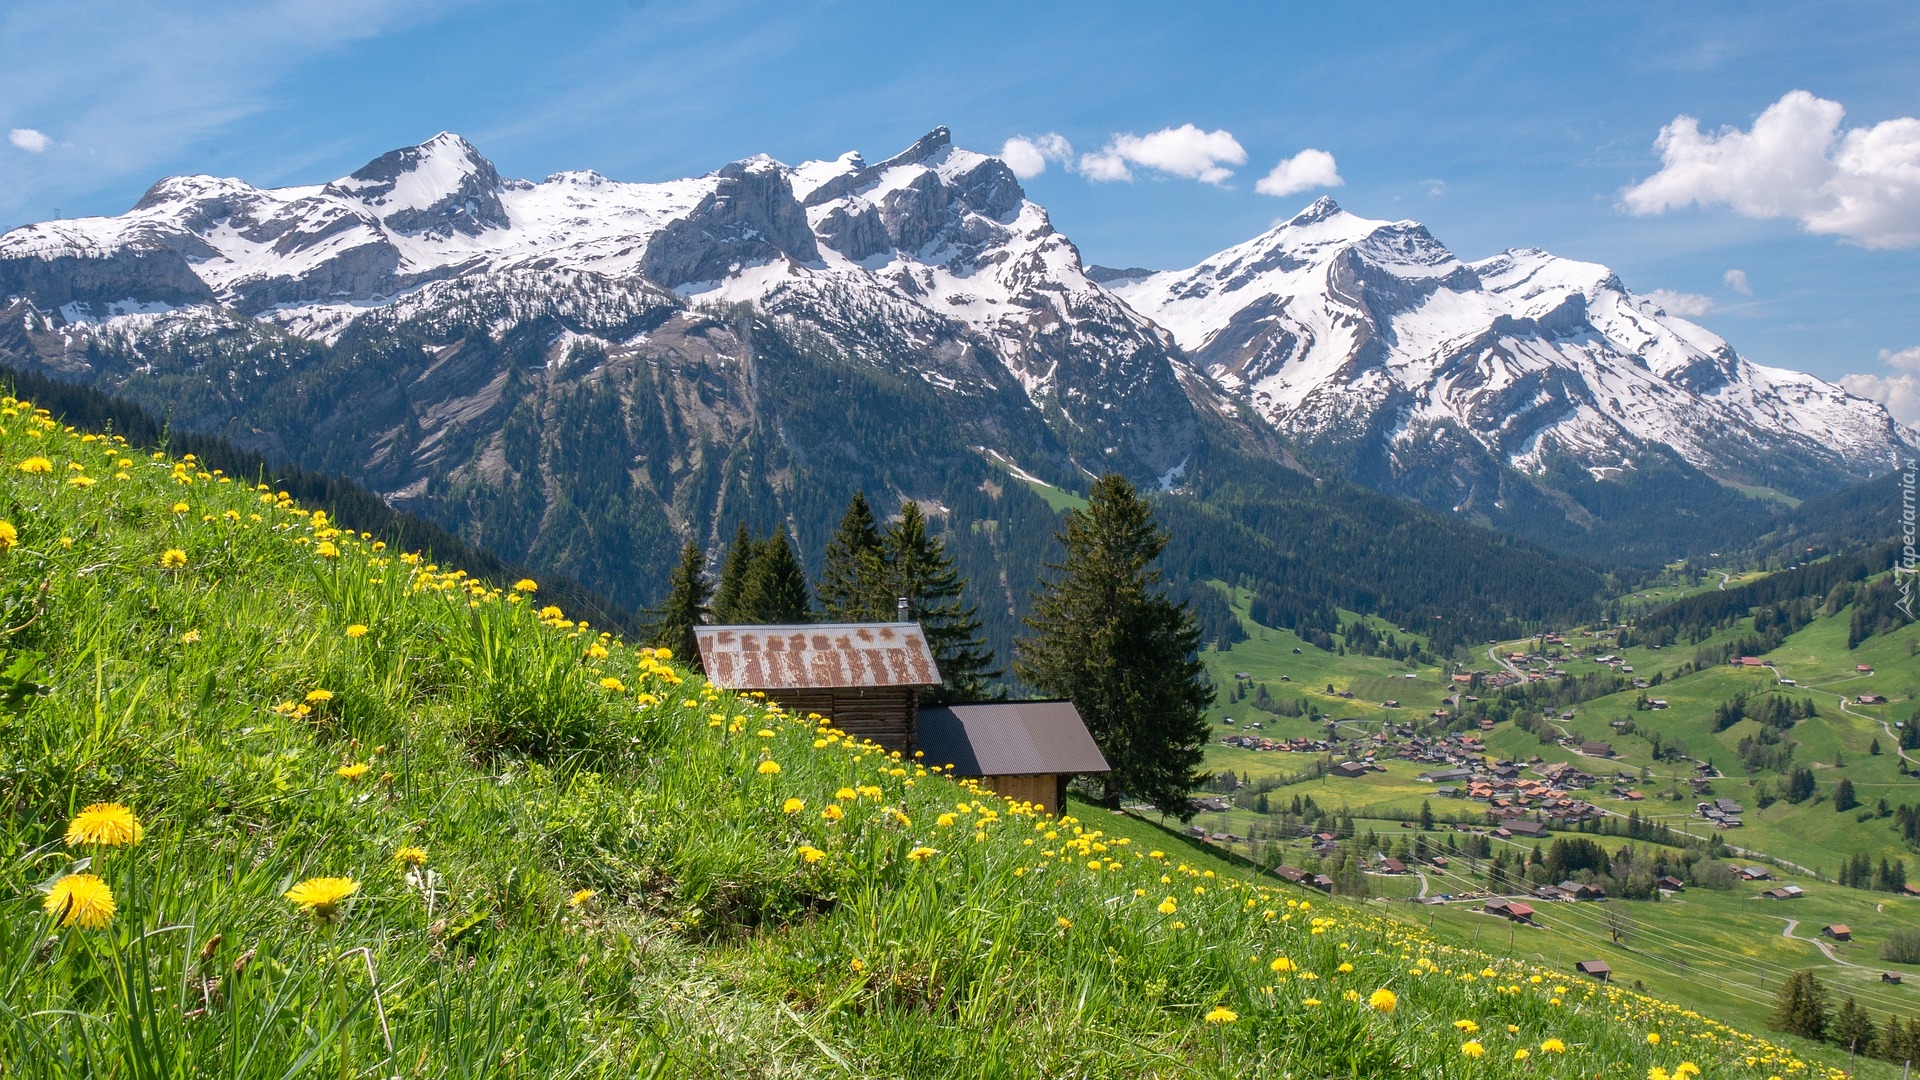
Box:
[1839, 347, 1920, 425]
[1079, 124, 1246, 185]
[1254, 148, 1344, 197]
[1645, 289, 1715, 317]
[1723, 268, 1751, 295]
[1622, 90, 1920, 249]
[998, 133, 1073, 179]
[8, 127, 49, 152]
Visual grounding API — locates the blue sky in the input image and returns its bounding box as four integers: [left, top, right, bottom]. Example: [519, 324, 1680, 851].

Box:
[3, 0, 1917, 408]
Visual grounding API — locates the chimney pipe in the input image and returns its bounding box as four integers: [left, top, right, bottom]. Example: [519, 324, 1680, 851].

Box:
[897, 596, 911, 623]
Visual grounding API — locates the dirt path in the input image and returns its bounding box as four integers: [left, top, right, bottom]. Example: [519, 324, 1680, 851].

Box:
[1777, 916, 1867, 968]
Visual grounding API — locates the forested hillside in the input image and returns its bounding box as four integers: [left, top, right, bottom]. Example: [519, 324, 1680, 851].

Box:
[3, 287, 1604, 676]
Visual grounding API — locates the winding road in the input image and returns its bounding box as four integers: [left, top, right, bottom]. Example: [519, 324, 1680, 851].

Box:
[1777, 917, 1867, 969]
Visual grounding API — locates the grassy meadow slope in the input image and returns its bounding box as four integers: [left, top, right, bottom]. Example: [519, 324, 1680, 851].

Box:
[0, 397, 1867, 1078]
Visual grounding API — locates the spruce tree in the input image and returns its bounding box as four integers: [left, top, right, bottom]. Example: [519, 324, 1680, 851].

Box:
[739, 528, 812, 623]
[1833, 996, 1876, 1054]
[1770, 971, 1830, 1041]
[817, 492, 886, 620]
[1835, 777, 1859, 812]
[711, 522, 757, 624]
[1015, 473, 1213, 816]
[648, 539, 711, 670]
[881, 501, 999, 703]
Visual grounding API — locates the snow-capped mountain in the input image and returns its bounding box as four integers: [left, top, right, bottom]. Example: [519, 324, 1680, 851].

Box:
[1109, 197, 1915, 501]
[0, 130, 1909, 578]
[0, 128, 1210, 481]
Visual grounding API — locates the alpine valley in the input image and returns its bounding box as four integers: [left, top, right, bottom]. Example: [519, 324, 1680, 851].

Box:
[0, 128, 1909, 662]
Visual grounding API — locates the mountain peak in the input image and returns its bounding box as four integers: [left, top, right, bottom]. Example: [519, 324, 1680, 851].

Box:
[876, 126, 953, 171]
[330, 132, 508, 237]
[1287, 195, 1347, 226]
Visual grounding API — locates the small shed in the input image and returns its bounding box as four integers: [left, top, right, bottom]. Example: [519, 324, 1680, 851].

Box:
[697, 623, 940, 752]
[914, 701, 1109, 815]
[1884, 972, 1904, 985]
[1574, 960, 1612, 981]
[1820, 924, 1851, 941]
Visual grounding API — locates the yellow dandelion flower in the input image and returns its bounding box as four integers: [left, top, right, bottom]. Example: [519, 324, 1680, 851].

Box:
[66, 475, 95, 487]
[305, 689, 334, 703]
[906, 846, 936, 862]
[0, 520, 15, 550]
[1540, 1038, 1566, 1054]
[782, 797, 805, 814]
[65, 803, 144, 848]
[1270, 957, 1296, 973]
[1460, 1041, 1485, 1059]
[1648, 1069, 1669, 1080]
[598, 677, 625, 692]
[513, 579, 538, 593]
[1203, 1006, 1238, 1024]
[284, 876, 359, 920]
[345, 624, 368, 638]
[392, 846, 428, 867]
[1337, 962, 1354, 973]
[821, 804, 845, 822]
[43, 872, 116, 929]
[1674, 1064, 1699, 1078]
[756, 760, 780, 775]
[568, 888, 597, 908]
[835, 787, 857, 801]
[1158, 897, 1178, 915]
[797, 844, 827, 863]
[171, 502, 190, 513]
[1646, 1033, 1661, 1045]
[336, 763, 370, 780]
[17, 457, 53, 474]
[1367, 989, 1397, 1013]
[1454, 1019, 1479, 1033]
[849, 957, 865, 972]
[1057, 917, 1072, 929]
[1513, 1048, 1530, 1061]
[159, 548, 187, 569]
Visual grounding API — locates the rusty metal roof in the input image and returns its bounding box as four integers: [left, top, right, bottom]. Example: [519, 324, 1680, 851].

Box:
[696, 623, 941, 690]
[914, 701, 1110, 778]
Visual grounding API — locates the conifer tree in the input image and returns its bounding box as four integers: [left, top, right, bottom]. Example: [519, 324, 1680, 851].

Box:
[1015, 474, 1213, 816]
[817, 492, 885, 620]
[1833, 996, 1876, 1054]
[880, 501, 999, 703]
[1834, 777, 1859, 812]
[711, 522, 757, 624]
[648, 539, 711, 670]
[1770, 971, 1830, 1041]
[739, 527, 812, 624]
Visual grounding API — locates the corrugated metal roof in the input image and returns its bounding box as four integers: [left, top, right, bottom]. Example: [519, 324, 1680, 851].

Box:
[915, 701, 1110, 777]
[695, 623, 941, 690]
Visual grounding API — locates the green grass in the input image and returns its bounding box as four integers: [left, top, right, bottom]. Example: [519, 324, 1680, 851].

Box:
[0, 398, 1883, 1078]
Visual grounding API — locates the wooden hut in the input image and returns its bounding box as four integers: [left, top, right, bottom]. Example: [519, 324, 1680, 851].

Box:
[914, 700, 1110, 815]
[1820, 924, 1851, 941]
[1574, 960, 1611, 981]
[696, 623, 940, 752]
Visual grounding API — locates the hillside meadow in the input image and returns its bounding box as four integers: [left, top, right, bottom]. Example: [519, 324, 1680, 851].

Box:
[0, 396, 1875, 1077]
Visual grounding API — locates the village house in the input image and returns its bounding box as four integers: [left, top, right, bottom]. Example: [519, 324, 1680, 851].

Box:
[1820, 924, 1851, 941]
[1761, 886, 1805, 900]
